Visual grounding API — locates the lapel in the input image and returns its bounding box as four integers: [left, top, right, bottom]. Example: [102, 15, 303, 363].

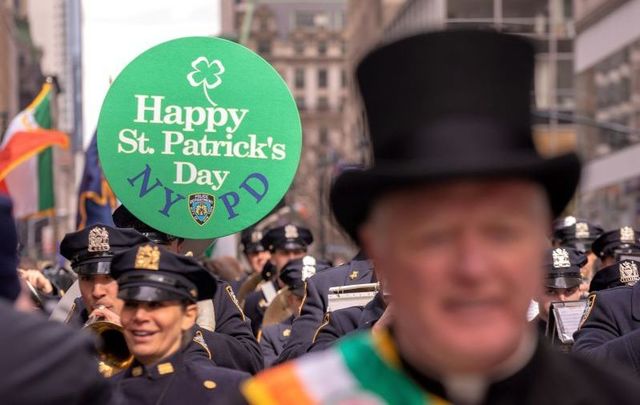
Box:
[631, 283, 640, 321]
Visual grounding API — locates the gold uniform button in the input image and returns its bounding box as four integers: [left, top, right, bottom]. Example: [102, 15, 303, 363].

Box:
[203, 380, 217, 389]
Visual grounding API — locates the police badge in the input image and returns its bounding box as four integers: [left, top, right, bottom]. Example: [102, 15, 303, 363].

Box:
[188, 193, 215, 226]
[575, 222, 590, 239]
[619, 261, 640, 285]
[552, 248, 571, 269]
[620, 226, 635, 243]
[88, 227, 110, 252]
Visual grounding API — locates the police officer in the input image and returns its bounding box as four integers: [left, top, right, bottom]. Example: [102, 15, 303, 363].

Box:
[259, 256, 328, 367]
[552, 217, 603, 293]
[591, 226, 640, 268]
[59, 224, 150, 327]
[113, 204, 263, 374]
[0, 196, 112, 404]
[590, 259, 640, 292]
[230, 228, 271, 294]
[276, 251, 374, 363]
[533, 247, 585, 338]
[244, 224, 313, 335]
[111, 243, 249, 404]
[573, 279, 640, 375]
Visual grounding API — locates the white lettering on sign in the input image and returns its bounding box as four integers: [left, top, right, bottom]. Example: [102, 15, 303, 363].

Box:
[174, 162, 230, 191]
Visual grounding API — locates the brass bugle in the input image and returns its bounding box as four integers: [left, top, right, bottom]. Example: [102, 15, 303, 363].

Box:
[84, 313, 133, 377]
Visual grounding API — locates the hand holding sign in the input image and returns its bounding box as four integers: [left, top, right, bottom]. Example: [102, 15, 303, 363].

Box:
[98, 37, 301, 239]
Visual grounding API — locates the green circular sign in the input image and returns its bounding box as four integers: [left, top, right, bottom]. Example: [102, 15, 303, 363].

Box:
[98, 37, 301, 239]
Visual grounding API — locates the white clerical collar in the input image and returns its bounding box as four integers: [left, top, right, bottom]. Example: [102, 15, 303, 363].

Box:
[442, 331, 538, 405]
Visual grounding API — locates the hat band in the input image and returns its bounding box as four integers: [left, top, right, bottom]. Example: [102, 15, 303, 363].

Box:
[74, 261, 111, 275]
[72, 251, 113, 266]
[118, 270, 198, 300]
[548, 271, 581, 279]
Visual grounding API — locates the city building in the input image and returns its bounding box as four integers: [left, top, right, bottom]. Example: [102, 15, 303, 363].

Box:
[574, 0, 640, 228]
[222, 0, 352, 261]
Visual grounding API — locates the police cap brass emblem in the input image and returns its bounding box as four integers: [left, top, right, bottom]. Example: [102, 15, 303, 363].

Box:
[552, 248, 571, 269]
[135, 245, 161, 270]
[188, 193, 215, 226]
[285, 224, 299, 239]
[619, 261, 640, 285]
[620, 226, 635, 243]
[88, 227, 110, 252]
[575, 222, 590, 239]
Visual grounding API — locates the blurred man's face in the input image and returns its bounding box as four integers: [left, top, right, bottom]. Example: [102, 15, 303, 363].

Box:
[361, 180, 549, 374]
[247, 250, 271, 274]
[536, 285, 581, 321]
[79, 274, 123, 315]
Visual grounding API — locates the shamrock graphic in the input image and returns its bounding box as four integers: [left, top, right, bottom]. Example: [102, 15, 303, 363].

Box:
[187, 56, 225, 106]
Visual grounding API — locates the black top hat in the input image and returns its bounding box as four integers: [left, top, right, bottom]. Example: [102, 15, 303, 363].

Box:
[591, 227, 640, 259]
[111, 243, 216, 302]
[543, 247, 586, 289]
[590, 260, 640, 292]
[112, 205, 177, 245]
[552, 216, 603, 253]
[330, 30, 581, 241]
[279, 256, 330, 295]
[262, 224, 313, 252]
[0, 196, 20, 301]
[240, 227, 266, 254]
[60, 224, 149, 275]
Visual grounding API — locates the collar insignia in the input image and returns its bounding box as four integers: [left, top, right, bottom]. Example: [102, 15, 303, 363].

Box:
[575, 222, 590, 239]
[283, 328, 291, 337]
[131, 366, 143, 377]
[552, 248, 571, 269]
[157, 362, 174, 375]
[349, 270, 359, 280]
[285, 224, 299, 239]
[88, 227, 110, 252]
[621, 227, 635, 243]
[135, 245, 160, 270]
[619, 261, 640, 285]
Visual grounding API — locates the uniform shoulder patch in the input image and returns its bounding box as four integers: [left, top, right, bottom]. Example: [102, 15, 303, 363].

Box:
[579, 293, 597, 329]
[225, 285, 246, 321]
[193, 330, 212, 359]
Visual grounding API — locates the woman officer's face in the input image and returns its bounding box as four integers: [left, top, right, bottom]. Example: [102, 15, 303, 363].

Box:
[121, 300, 197, 365]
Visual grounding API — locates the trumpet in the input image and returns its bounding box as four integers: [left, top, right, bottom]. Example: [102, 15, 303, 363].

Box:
[84, 310, 133, 378]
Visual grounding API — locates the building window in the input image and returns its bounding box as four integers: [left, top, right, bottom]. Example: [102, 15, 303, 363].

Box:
[318, 41, 327, 55]
[295, 68, 305, 89]
[318, 69, 328, 88]
[295, 11, 316, 27]
[318, 97, 329, 111]
[319, 127, 329, 144]
[296, 97, 306, 111]
[341, 69, 347, 88]
[294, 41, 305, 55]
[257, 40, 271, 55]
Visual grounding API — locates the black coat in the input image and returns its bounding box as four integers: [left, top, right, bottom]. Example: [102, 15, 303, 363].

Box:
[259, 315, 294, 368]
[68, 278, 263, 374]
[113, 343, 249, 405]
[275, 256, 374, 363]
[0, 300, 111, 404]
[401, 340, 640, 405]
[308, 292, 385, 353]
[573, 283, 640, 375]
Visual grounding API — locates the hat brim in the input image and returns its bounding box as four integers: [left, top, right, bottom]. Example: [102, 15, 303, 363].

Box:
[331, 152, 581, 242]
[546, 276, 582, 289]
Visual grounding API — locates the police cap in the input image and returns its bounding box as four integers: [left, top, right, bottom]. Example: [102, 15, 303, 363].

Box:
[262, 224, 313, 252]
[590, 260, 640, 292]
[591, 227, 640, 259]
[552, 216, 603, 253]
[544, 247, 586, 289]
[112, 205, 177, 245]
[60, 224, 149, 275]
[240, 227, 266, 254]
[279, 256, 330, 295]
[111, 243, 217, 303]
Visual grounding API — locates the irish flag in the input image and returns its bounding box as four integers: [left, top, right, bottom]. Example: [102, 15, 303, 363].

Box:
[0, 82, 69, 218]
